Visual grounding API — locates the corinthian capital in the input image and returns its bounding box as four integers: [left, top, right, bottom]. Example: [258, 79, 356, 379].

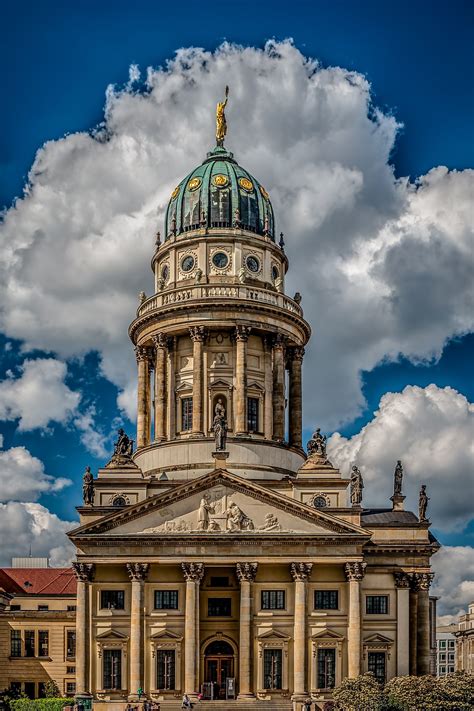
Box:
[344, 561, 366, 581]
[126, 563, 149, 581]
[181, 562, 204, 582]
[152, 332, 168, 350]
[394, 572, 411, 589]
[236, 562, 258, 583]
[72, 562, 94, 583]
[135, 345, 153, 363]
[415, 572, 435, 591]
[235, 325, 251, 342]
[290, 562, 313, 582]
[189, 326, 206, 343]
[289, 346, 305, 363]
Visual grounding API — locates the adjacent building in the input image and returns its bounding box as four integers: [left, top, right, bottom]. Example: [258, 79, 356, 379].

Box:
[0, 567, 77, 698]
[455, 602, 474, 673]
[435, 624, 457, 676]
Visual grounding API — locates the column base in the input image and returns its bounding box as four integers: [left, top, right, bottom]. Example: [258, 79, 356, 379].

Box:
[291, 692, 309, 702]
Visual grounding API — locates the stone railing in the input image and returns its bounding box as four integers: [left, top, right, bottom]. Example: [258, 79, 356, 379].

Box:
[136, 284, 303, 318]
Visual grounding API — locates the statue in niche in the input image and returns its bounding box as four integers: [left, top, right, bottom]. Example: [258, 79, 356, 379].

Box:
[258, 512, 282, 531]
[226, 501, 254, 531]
[213, 399, 228, 451]
[393, 460, 404, 495]
[350, 465, 364, 506]
[307, 428, 327, 458]
[114, 428, 134, 457]
[82, 466, 94, 506]
[197, 494, 215, 531]
[419, 484, 429, 521]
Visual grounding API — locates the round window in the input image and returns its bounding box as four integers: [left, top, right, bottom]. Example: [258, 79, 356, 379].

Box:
[313, 495, 328, 509]
[113, 496, 126, 508]
[246, 255, 260, 273]
[181, 255, 195, 273]
[272, 265, 279, 281]
[212, 251, 229, 269]
[161, 264, 169, 282]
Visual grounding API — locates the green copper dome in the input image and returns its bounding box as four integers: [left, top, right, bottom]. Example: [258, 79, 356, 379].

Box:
[165, 146, 275, 240]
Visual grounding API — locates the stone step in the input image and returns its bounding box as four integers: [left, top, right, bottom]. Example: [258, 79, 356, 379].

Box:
[156, 702, 293, 711]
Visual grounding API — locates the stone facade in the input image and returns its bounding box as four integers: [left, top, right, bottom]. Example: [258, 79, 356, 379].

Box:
[67, 119, 439, 709]
[455, 601, 474, 673]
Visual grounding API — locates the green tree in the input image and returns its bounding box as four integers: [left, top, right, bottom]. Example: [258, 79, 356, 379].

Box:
[436, 671, 474, 710]
[333, 672, 384, 711]
[384, 675, 439, 710]
[42, 683, 60, 700]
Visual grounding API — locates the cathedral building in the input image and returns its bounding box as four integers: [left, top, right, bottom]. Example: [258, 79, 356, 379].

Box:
[68, 94, 439, 709]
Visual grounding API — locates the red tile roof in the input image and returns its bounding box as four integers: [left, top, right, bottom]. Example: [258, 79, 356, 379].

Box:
[0, 568, 76, 595]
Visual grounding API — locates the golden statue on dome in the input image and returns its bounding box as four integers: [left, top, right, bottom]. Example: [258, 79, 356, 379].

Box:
[216, 85, 229, 146]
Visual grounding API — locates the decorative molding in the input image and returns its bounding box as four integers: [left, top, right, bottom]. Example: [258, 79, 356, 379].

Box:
[235, 325, 251, 342]
[152, 332, 168, 350]
[290, 562, 313, 582]
[134, 345, 153, 364]
[126, 562, 149, 581]
[181, 562, 204, 582]
[72, 562, 94, 582]
[189, 325, 206, 343]
[344, 561, 366, 581]
[394, 572, 411, 589]
[236, 562, 258, 583]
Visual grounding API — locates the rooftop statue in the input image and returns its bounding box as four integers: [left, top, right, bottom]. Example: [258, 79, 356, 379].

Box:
[393, 459, 404, 496]
[82, 466, 94, 506]
[419, 484, 429, 521]
[307, 428, 327, 458]
[350, 465, 364, 506]
[216, 86, 229, 146]
[114, 428, 134, 457]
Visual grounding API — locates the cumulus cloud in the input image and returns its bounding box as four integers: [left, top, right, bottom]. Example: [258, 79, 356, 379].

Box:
[328, 384, 474, 532]
[432, 546, 474, 622]
[0, 501, 76, 566]
[0, 358, 81, 430]
[0, 41, 472, 427]
[0, 443, 72, 502]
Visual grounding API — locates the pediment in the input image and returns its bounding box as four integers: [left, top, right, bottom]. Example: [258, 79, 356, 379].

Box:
[312, 628, 345, 641]
[175, 382, 192, 393]
[69, 469, 370, 540]
[258, 628, 290, 641]
[150, 629, 182, 641]
[363, 633, 393, 644]
[96, 629, 128, 640]
[208, 379, 232, 389]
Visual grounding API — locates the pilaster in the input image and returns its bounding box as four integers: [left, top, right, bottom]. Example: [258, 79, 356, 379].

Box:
[182, 563, 204, 697]
[394, 572, 411, 676]
[290, 562, 313, 699]
[127, 563, 149, 700]
[344, 561, 366, 678]
[72, 563, 94, 697]
[236, 563, 258, 698]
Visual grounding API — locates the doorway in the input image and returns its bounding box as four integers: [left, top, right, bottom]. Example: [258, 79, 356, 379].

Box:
[204, 640, 235, 698]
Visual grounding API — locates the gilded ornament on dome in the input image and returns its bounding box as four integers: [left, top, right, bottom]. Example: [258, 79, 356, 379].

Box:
[170, 185, 180, 200]
[213, 174, 229, 187]
[188, 177, 202, 191]
[239, 177, 254, 192]
[259, 185, 270, 200]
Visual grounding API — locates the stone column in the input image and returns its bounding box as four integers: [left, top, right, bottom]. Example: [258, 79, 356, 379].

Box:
[288, 346, 304, 449]
[236, 562, 258, 698]
[290, 562, 313, 700]
[394, 572, 411, 676]
[189, 327, 206, 436]
[182, 563, 204, 698]
[409, 574, 419, 675]
[135, 346, 152, 448]
[345, 562, 366, 678]
[417, 573, 434, 675]
[167, 337, 176, 440]
[263, 337, 273, 439]
[235, 325, 250, 435]
[72, 563, 94, 697]
[153, 334, 167, 442]
[272, 334, 285, 441]
[126, 563, 149, 700]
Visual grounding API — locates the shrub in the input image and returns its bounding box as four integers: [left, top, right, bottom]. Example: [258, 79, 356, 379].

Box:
[42, 684, 60, 700]
[333, 672, 385, 711]
[384, 675, 439, 710]
[436, 671, 474, 710]
[10, 699, 70, 711]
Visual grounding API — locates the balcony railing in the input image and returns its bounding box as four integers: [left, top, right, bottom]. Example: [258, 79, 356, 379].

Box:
[136, 284, 303, 319]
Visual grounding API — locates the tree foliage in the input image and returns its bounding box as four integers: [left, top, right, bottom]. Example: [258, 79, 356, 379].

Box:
[42, 683, 60, 700]
[10, 699, 70, 711]
[333, 672, 385, 711]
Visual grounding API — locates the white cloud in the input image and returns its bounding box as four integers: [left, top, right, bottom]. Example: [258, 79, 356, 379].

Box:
[0, 501, 76, 567]
[432, 546, 474, 621]
[327, 384, 474, 532]
[73, 405, 109, 458]
[0, 443, 72, 502]
[0, 358, 81, 430]
[0, 41, 472, 429]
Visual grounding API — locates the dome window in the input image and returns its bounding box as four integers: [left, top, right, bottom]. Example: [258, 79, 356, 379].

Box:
[213, 174, 229, 188]
[181, 255, 195, 273]
[239, 177, 254, 192]
[210, 187, 230, 227]
[188, 177, 201, 191]
[212, 252, 229, 269]
[161, 264, 169, 283]
[272, 265, 279, 282]
[246, 255, 260, 274]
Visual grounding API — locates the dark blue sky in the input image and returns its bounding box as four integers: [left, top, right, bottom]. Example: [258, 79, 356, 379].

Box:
[1, 0, 473, 547]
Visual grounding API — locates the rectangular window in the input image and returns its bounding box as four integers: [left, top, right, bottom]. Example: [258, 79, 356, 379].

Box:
[368, 651, 386, 683]
[67, 630, 76, 659]
[67, 605, 76, 612]
[317, 648, 336, 689]
[38, 683, 46, 699]
[24, 683, 35, 699]
[38, 631, 49, 657]
[66, 682, 76, 696]
[154, 590, 178, 610]
[25, 631, 35, 657]
[366, 595, 389, 614]
[315, 590, 339, 610]
[10, 630, 21, 657]
[66, 666, 76, 675]
[208, 598, 231, 617]
[38, 605, 49, 611]
[181, 397, 193, 431]
[448, 653, 455, 662]
[10, 683, 22, 695]
[263, 649, 282, 689]
[103, 649, 121, 690]
[10, 605, 21, 611]
[156, 649, 176, 690]
[439, 640, 446, 649]
[448, 665, 455, 673]
[247, 397, 259, 432]
[440, 653, 446, 661]
[448, 640, 455, 649]
[440, 665, 446, 674]
[100, 590, 125, 610]
[261, 590, 285, 610]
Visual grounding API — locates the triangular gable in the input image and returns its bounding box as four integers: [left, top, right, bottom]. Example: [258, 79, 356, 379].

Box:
[69, 469, 370, 540]
[208, 379, 232, 389]
[312, 628, 345, 641]
[363, 633, 393, 644]
[150, 629, 182, 641]
[96, 629, 129, 640]
[258, 628, 291, 641]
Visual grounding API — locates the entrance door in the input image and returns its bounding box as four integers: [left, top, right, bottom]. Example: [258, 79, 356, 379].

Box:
[204, 640, 235, 699]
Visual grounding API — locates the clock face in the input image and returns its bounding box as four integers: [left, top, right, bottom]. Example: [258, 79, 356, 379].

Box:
[212, 251, 229, 269]
[181, 255, 195, 273]
[246, 255, 260, 273]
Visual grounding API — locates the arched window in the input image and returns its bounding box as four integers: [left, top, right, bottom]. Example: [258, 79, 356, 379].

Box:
[204, 640, 234, 656]
[210, 187, 230, 227]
